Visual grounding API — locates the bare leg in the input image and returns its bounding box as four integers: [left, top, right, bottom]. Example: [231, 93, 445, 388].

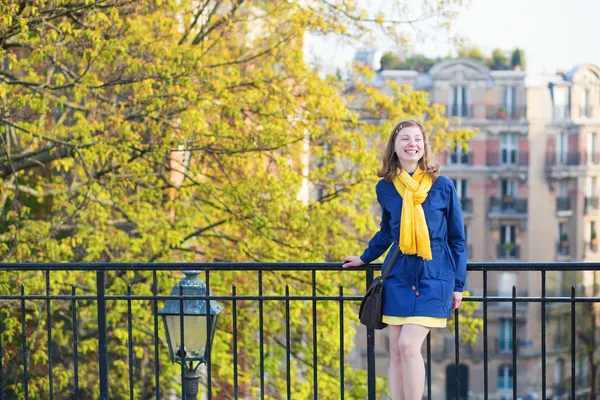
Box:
[388, 325, 404, 400]
[398, 324, 430, 400]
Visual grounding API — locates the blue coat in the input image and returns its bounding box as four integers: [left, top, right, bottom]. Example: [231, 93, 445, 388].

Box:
[360, 176, 467, 319]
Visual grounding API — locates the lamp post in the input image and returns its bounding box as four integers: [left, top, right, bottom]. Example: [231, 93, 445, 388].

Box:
[159, 271, 223, 400]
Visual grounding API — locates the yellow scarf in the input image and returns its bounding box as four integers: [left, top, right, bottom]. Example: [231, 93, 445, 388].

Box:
[392, 167, 433, 260]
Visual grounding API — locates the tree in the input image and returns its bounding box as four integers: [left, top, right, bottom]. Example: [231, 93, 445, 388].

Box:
[490, 48, 508, 70]
[0, 0, 476, 398]
[511, 48, 526, 70]
[457, 45, 486, 64]
[380, 52, 403, 70]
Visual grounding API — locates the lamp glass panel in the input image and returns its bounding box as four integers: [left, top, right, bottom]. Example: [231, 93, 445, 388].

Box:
[165, 315, 208, 359]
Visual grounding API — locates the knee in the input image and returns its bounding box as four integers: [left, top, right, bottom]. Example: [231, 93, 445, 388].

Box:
[389, 345, 402, 362]
[398, 337, 420, 359]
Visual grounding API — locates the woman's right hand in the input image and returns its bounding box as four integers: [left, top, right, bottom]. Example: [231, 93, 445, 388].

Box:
[342, 256, 365, 268]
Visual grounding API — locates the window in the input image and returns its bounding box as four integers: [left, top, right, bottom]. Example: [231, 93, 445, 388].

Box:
[450, 85, 469, 117]
[588, 133, 597, 164]
[553, 86, 570, 119]
[557, 132, 568, 164]
[554, 359, 565, 386]
[499, 225, 517, 258]
[497, 364, 513, 390]
[498, 320, 513, 352]
[500, 133, 518, 164]
[498, 272, 516, 297]
[577, 356, 589, 386]
[504, 87, 517, 117]
[582, 89, 590, 118]
[558, 181, 567, 197]
[451, 179, 469, 198]
[500, 180, 517, 197]
[586, 177, 597, 198]
[449, 145, 470, 165]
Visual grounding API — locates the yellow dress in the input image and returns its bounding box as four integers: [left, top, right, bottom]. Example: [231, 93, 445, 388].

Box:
[382, 315, 447, 328]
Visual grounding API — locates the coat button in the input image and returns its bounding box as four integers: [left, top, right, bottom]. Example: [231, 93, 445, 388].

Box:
[416, 291, 420, 296]
[412, 286, 416, 290]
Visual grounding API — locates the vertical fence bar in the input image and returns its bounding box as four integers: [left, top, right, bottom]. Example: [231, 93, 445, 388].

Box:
[20, 284, 29, 400]
[285, 284, 291, 400]
[366, 269, 376, 400]
[205, 270, 212, 400]
[483, 270, 488, 400]
[232, 285, 238, 400]
[45, 271, 54, 400]
[72, 286, 79, 400]
[454, 308, 460, 400]
[127, 285, 134, 400]
[152, 279, 160, 400]
[96, 270, 109, 400]
[312, 270, 318, 400]
[512, 285, 517, 400]
[571, 285, 576, 400]
[258, 270, 264, 400]
[339, 285, 344, 400]
[426, 333, 431, 400]
[541, 271, 546, 400]
[179, 284, 186, 400]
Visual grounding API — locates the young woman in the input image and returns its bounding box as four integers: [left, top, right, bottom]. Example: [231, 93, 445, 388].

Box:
[343, 120, 467, 400]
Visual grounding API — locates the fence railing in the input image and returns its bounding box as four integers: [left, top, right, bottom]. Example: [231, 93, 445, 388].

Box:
[0, 263, 599, 400]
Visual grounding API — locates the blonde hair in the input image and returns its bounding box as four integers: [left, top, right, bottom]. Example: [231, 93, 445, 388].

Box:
[377, 120, 440, 181]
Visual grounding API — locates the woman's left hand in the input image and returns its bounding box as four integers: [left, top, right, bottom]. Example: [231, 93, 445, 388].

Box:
[451, 292, 463, 311]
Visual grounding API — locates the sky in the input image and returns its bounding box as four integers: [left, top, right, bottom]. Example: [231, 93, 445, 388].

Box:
[304, 0, 600, 77]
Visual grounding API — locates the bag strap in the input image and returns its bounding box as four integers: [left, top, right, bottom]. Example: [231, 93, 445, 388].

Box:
[381, 245, 400, 280]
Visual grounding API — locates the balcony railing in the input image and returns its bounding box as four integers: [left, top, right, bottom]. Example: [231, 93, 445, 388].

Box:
[556, 197, 571, 212]
[1, 263, 600, 400]
[486, 151, 529, 167]
[486, 105, 527, 120]
[489, 197, 528, 214]
[460, 197, 473, 213]
[497, 243, 520, 258]
[449, 103, 472, 118]
[585, 196, 599, 214]
[553, 105, 571, 120]
[448, 151, 472, 165]
[545, 151, 600, 166]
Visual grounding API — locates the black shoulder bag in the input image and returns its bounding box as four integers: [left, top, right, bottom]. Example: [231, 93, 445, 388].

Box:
[358, 246, 400, 330]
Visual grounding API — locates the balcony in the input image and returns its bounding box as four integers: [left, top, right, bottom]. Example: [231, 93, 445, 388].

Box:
[556, 242, 570, 257]
[489, 197, 528, 215]
[497, 243, 520, 259]
[486, 105, 527, 120]
[448, 152, 472, 166]
[486, 151, 529, 167]
[553, 105, 571, 120]
[556, 197, 572, 213]
[545, 151, 600, 179]
[585, 196, 599, 214]
[546, 151, 600, 166]
[460, 197, 473, 214]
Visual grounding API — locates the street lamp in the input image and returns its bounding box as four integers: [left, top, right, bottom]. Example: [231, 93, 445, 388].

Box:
[159, 270, 223, 399]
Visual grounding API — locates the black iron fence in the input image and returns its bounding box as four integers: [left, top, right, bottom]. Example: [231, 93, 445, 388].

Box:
[0, 263, 599, 400]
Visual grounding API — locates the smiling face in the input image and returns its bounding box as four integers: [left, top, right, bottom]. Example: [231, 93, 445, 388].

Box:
[394, 126, 425, 166]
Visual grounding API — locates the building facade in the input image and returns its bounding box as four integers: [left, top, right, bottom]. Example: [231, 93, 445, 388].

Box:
[349, 58, 600, 399]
